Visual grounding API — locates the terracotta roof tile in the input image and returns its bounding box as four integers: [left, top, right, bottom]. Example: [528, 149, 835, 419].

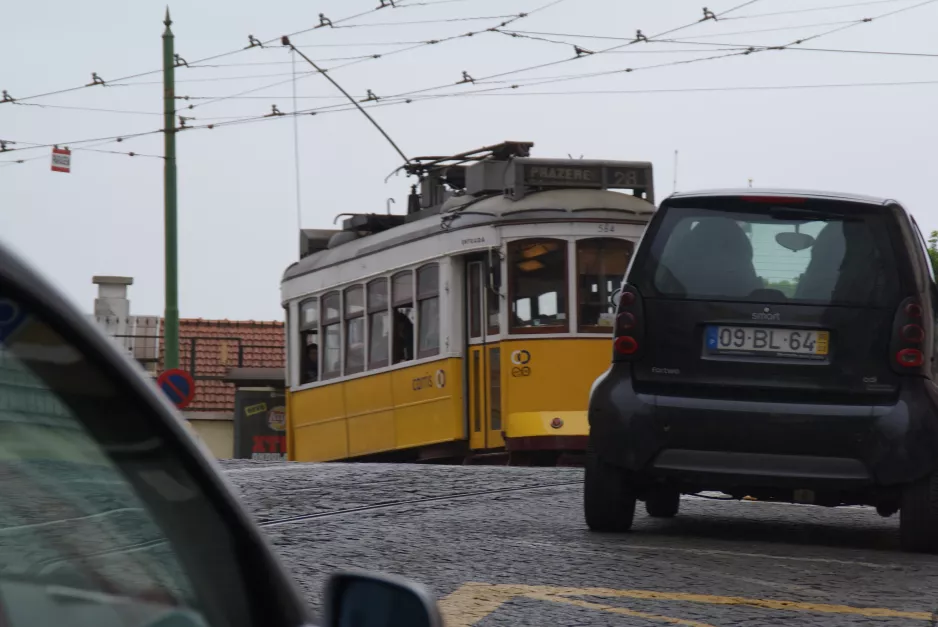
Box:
[157, 318, 284, 412]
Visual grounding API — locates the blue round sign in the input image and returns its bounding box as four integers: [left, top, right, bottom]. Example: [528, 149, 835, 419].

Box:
[156, 368, 195, 409]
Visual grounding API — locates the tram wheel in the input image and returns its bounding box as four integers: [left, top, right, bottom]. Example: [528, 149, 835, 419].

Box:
[584, 441, 636, 532]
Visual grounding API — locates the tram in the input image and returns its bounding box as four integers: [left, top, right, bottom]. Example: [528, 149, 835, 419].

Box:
[281, 141, 656, 465]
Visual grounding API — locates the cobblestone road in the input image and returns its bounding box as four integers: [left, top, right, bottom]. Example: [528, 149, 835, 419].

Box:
[220, 460, 938, 626]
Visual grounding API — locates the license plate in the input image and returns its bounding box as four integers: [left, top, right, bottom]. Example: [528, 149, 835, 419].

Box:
[706, 326, 829, 358]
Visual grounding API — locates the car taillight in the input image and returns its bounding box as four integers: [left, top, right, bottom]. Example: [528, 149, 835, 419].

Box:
[891, 297, 929, 374]
[613, 285, 644, 361]
[897, 348, 924, 367]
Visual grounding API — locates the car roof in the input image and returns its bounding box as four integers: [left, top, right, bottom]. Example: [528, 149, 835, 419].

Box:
[666, 188, 896, 207]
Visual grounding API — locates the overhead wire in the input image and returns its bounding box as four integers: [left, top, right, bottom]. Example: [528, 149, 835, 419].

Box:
[720, 0, 919, 20]
[0, 0, 463, 107]
[180, 0, 565, 114]
[6, 0, 937, 169]
[379, 0, 936, 102]
[356, 0, 766, 104]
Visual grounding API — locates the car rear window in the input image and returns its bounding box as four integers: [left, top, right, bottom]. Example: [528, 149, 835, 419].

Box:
[638, 202, 901, 306]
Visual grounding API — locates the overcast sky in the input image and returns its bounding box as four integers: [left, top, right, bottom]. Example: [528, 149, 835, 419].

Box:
[2, 0, 936, 320]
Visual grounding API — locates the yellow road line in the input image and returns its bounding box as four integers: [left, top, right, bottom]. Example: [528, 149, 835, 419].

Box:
[438, 582, 933, 627]
[525, 592, 717, 627]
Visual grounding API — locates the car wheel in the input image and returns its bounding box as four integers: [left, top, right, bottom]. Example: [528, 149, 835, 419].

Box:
[645, 487, 680, 518]
[584, 441, 636, 532]
[900, 471, 938, 553]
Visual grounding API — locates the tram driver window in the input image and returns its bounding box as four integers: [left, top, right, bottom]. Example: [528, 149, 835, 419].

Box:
[508, 239, 568, 333]
[392, 271, 415, 364]
[299, 298, 319, 384]
[321, 292, 341, 379]
[368, 278, 390, 369]
[344, 285, 365, 375]
[577, 238, 634, 332]
[417, 263, 440, 358]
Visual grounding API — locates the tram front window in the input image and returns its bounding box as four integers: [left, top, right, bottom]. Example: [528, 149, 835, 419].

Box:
[577, 238, 634, 332]
[508, 239, 568, 333]
[392, 271, 415, 364]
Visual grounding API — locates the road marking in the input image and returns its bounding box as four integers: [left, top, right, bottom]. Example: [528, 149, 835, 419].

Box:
[438, 583, 932, 627]
[524, 592, 717, 627]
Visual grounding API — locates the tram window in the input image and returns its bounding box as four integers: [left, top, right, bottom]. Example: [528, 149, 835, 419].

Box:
[508, 239, 568, 333]
[392, 271, 415, 364]
[321, 291, 341, 379]
[344, 286, 365, 375]
[368, 278, 390, 369]
[299, 298, 319, 384]
[417, 264, 440, 358]
[577, 238, 634, 332]
[487, 259, 501, 336]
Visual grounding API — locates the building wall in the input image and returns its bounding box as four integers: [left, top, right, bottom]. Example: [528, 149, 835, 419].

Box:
[182, 412, 234, 459]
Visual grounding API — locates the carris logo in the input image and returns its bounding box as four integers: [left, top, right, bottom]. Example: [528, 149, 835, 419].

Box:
[751, 306, 781, 322]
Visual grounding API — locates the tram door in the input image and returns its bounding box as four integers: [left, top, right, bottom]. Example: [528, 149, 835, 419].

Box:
[465, 257, 505, 451]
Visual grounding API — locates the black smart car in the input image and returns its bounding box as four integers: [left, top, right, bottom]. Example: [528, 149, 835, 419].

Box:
[585, 188, 938, 552]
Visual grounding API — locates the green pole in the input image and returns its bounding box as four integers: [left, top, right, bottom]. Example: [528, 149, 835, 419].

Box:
[162, 7, 179, 369]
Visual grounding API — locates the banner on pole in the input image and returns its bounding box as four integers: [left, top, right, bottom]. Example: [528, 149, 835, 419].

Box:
[51, 147, 71, 173]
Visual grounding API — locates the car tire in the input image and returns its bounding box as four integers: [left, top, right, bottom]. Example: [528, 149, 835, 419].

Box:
[584, 441, 636, 532]
[645, 488, 680, 518]
[900, 471, 938, 553]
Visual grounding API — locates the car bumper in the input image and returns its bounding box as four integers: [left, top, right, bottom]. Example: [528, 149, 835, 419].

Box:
[504, 411, 588, 452]
[588, 365, 938, 488]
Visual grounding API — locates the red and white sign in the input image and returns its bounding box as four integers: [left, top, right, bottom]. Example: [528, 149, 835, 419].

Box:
[51, 147, 71, 173]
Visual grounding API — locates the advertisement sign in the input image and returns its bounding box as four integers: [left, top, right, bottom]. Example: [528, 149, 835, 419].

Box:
[234, 388, 287, 461]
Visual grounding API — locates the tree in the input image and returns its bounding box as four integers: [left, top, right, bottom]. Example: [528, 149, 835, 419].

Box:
[929, 231, 938, 278]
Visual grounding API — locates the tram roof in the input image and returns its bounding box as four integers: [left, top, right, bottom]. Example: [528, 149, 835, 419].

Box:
[283, 188, 656, 282]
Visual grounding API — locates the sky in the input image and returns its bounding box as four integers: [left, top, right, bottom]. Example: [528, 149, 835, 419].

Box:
[2, 0, 937, 321]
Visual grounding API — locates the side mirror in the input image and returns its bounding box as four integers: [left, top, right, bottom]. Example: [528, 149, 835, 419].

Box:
[324, 570, 443, 627]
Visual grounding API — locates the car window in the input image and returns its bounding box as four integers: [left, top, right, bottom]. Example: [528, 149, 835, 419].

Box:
[0, 295, 252, 627]
[642, 205, 901, 306]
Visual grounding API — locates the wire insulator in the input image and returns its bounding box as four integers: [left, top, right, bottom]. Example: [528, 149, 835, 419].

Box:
[248, 35, 264, 48]
[360, 89, 380, 102]
[574, 45, 594, 57]
[1, 90, 14, 103]
[378, 0, 396, 7]
[458, 71, 475, 84]
[89, 73, 106, 86]
[634, 29, 648, 42]
[702, 7, 717, 21]
[319, 13, 334, 28]
[174, 54, 189, 68]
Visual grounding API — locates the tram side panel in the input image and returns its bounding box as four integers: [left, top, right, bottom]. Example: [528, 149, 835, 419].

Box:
[500, 338, 612, 452]
[287, 357, 464, 462]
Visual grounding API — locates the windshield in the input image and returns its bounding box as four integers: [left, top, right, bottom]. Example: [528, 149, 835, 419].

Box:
[639, 205, 901, 306]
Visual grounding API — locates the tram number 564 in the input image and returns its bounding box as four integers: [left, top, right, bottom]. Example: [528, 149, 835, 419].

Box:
[598, 223, 615, 233]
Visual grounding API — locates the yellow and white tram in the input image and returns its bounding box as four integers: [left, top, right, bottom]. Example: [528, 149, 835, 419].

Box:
[281, 141, 656, 465]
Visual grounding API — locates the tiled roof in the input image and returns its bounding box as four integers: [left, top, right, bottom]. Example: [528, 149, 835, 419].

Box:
[158, 318, 284, 412]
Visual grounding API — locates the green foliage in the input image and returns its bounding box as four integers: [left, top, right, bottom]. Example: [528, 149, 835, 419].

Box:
[928, 231, 938, 278]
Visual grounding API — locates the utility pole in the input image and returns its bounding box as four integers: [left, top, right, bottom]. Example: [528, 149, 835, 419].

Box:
[162, 8, 179, 369]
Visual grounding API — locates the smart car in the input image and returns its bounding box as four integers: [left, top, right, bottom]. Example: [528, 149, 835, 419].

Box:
[586, 189, 938, 553]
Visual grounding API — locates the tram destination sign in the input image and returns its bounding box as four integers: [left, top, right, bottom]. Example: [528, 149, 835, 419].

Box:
[515, 159, 651, 192]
